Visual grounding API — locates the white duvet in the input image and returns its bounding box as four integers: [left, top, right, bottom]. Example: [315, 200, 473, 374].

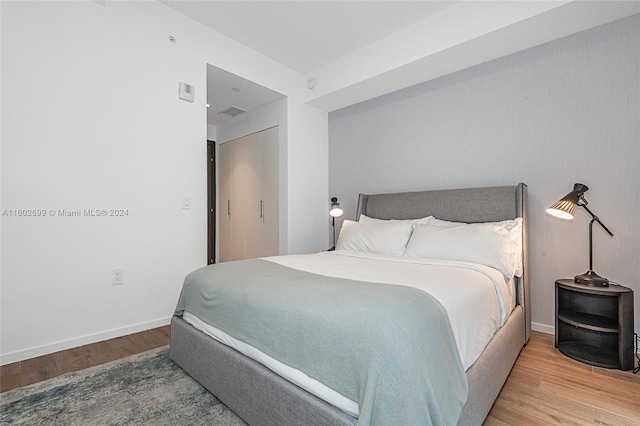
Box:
[183, 250, 515, 417]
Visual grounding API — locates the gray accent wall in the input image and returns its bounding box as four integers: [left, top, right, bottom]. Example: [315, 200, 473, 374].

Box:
[329, 15, 639, 334]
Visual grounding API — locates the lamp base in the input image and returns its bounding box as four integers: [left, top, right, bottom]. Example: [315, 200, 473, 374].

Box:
[574, 270, 609, 287]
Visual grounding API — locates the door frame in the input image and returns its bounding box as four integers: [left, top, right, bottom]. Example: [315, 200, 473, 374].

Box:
[207, 140, 216, 264]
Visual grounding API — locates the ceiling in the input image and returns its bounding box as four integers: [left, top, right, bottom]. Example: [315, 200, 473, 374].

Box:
[162, 1, 640, 127]
[164, 1, 457, 75]
[164, 1, 458, 127]
[205, 65, 285, 127]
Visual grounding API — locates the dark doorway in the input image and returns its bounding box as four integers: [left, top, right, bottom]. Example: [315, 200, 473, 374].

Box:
[207, 140, 216, 264]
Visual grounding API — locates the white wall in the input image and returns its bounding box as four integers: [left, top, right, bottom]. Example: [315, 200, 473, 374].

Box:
[329, 15, 640, 334]
[207, 124, 217, 142]
[0, 1, 328, 364]
[285, 98, 330, 254]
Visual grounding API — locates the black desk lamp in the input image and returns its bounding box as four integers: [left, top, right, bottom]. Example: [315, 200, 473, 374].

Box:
[328, 197, 343, 251]
[546, 183, 614, 286]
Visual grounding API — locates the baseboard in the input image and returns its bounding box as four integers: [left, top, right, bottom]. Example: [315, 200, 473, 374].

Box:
[531, 322, 554, 335]
[0, 316, 172, 365]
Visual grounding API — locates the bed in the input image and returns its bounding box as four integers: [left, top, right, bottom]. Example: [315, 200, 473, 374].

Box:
[170, 183, 530, 425]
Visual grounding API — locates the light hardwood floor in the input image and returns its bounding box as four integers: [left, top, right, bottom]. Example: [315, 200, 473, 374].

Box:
[1, 329, 638, 424]
[486, 332, 640, 425]
[0, 326, 170, 393]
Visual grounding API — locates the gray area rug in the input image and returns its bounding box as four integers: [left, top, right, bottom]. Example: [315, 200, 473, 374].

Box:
[0, 346, 247, 425]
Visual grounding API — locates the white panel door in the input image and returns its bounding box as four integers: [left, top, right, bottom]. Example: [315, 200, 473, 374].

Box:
[240, 133, 263, 260]
[218, 127, 279, 261]
[259, 126, 279, 257]
[218, 141, 233, 262]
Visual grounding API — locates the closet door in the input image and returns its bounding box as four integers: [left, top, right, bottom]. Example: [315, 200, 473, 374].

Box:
[259, 127, 279, 257]
[240, 133, 263, 260]
[218, 127, 279, 262]
[218, 142, 233, 262]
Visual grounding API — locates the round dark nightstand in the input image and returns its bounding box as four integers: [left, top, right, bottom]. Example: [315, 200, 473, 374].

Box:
[555, 279, 634, 370]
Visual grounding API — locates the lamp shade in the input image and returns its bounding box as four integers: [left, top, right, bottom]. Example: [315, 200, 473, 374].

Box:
[329, 197, 343, 218]
[546, 183, 589, 220]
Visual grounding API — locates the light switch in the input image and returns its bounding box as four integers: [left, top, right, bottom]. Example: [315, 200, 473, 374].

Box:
[182, 195, 192, 209]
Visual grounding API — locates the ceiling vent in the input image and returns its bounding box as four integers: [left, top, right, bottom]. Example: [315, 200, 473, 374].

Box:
[218, 106, 246, 118]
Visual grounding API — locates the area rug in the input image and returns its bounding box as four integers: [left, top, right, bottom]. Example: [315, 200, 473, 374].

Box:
[0, 346, 247, 425]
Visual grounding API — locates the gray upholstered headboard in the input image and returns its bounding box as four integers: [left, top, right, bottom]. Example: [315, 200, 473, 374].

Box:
[355, 183, 530, 342]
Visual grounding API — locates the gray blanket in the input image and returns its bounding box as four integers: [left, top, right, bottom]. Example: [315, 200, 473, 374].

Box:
[174, 259, 468, 425]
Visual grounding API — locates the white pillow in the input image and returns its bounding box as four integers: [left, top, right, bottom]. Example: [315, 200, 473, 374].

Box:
[359, 214, 433, 225]
[425, 217, 467, 229]
[404, 218, 523, 280]
[336, 220, 414, 257]
[420, 217, 524, 277]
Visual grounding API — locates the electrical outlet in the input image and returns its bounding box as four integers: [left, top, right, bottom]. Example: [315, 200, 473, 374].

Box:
[112, 268, 124, 285]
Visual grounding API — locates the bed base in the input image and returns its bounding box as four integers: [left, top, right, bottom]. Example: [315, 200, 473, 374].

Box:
[169, 305, 524, 425]
[170, 315, 354, 426]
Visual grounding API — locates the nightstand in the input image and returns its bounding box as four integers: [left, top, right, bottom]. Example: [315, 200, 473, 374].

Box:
[555, 279, 634, 370]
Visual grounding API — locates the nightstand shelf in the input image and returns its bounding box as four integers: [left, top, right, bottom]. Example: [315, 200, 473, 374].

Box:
[557, 312, 618, 332]
[555, 279, 634, 371]
[556, 342, 620, 368]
